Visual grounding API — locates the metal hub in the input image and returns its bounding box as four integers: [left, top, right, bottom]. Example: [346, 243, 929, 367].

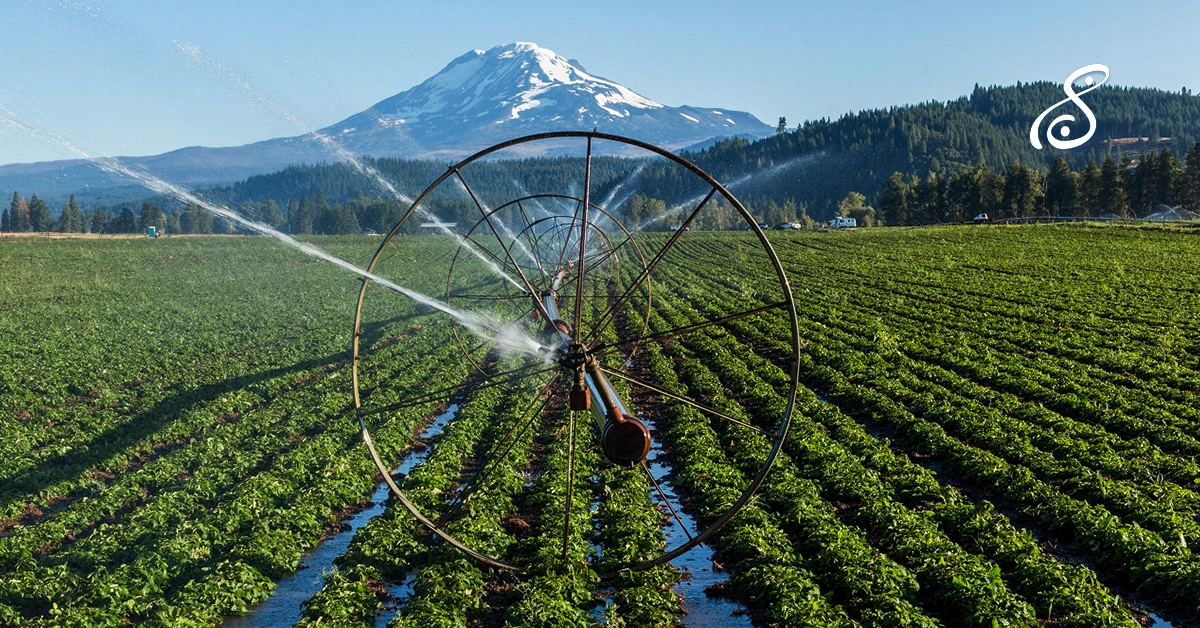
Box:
[548, 321, 651, 466]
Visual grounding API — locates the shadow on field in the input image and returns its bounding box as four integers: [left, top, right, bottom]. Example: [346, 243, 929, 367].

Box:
[0, 308, 431, 535]
[357, 309, 428, 349]
[0, 350, 345, 517]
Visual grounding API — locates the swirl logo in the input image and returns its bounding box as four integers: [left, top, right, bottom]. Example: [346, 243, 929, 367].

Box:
[1029, 64, 1109, 150]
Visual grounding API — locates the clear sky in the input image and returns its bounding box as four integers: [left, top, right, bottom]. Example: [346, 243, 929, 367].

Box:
[0, 0, 1196, 165]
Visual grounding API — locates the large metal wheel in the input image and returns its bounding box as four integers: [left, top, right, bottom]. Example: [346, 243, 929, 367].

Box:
[351, 131, 801, 575]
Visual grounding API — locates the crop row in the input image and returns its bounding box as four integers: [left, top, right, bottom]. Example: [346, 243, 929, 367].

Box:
[663, 255, 1200, 613]
[646, 288, 1138, 626]
[0, 320, 465, 625]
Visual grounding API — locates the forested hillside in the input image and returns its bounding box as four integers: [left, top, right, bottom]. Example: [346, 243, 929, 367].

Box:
[199, 81, 1199, 222]
[5, 81, 1199, 233]
[680, 81, 1200, 217]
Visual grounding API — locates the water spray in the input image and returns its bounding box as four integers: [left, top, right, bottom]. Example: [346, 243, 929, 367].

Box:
[0, 112, 546, 358]
[636, 152, 826, 231]
[176, 42, 526, 290]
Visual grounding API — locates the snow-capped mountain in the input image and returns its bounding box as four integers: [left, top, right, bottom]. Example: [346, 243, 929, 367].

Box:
[317, 42, 772, 157]
[0, 43, 772, 193]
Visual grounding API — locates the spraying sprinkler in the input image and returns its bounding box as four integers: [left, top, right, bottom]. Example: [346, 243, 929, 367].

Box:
[351, 131, 802, 576]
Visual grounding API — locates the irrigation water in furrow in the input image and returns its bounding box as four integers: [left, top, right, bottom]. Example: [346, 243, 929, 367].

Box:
[642, 414, 752, 627]
[223, 404, 460, 627]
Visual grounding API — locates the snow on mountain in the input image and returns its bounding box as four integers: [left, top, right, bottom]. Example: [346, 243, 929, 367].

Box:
[0, 43, 773, 192]
[315, 42, 773, 157]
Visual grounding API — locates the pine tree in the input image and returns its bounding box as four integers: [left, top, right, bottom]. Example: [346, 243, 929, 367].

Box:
[331, 203, 360, 235]
[290, 195, 313, 234]
[11, 192, 31, 232]
[90, 208, 108, 234]
[916, 172, 947, 224]
[181, 202, 204, 234]
[1078, 161, 1102, 216]
[1184, 142, 1200, 210]
[139, 201, 166, 233]
[968, 163, 1005, 220]
[1, 208, 9, 233]
[1003, 161, 1042, 218]
[313, 189, 338, 234]
[263, 199, 284, 227]
[1131, 150, 1156, 214]
[1044, 158, 1078, 216]
[28, 195, 54, 231]
[776, 117, 788, 134]
[58, 194, 83, 233]
[112, 207, 137, 233]
[197, 204, 212, 234]
[1158, 148, 1182, 207]
[1098, 155, 1130, 217]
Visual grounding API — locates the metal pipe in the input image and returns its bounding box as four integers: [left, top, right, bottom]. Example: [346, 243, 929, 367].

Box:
[541, 280, 649, 465]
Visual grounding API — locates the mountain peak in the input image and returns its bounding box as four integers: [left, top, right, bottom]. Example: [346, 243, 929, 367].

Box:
[319, 42, 769, 157]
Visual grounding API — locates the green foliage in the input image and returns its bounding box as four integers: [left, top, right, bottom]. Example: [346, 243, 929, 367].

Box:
[2, 226, 1199, 627]
[837, 191, 877, 226]
[27, 194, 54, 232]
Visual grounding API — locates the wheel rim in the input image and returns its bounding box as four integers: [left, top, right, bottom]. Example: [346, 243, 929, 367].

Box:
[350, 131, 802, 575]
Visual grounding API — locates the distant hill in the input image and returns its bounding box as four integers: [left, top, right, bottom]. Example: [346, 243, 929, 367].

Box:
[6, 80, 1198, 224]
[198, 82, 1200, 221]
[670, 82, 1200, 216]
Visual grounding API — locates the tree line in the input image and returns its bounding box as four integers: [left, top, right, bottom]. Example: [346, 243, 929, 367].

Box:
[0, 189, 417, 236]
[876, 144, 1200, 225]
[8, 141, 1197, 237]
[683, 82, 1200, 218]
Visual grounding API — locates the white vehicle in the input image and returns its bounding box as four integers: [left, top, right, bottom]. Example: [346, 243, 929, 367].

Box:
[973, 213, 989, 223]
[829, 217, 857, 228]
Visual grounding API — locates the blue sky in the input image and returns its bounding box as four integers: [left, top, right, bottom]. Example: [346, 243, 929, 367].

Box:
[0, 0, 1196, 165]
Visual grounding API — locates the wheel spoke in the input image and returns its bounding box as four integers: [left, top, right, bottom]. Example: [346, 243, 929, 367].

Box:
[586, 187, 717, 346]
[555, 199, 584, 272]
[573, 136, 594, 334]
[449, 295, 547, 374]
[547, 228, 619, 302]
[435, 373, 559, 527]
[639, 460, 693, 542]
[454, 169, 555, 323]
[515, 200, 548, 278]
[599, 365, 772, 437]
[461, 231, 512, 274]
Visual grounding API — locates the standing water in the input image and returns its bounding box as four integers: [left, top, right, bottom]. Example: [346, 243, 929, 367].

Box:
[224, 404, 460, 627]
[642, 414, 753, 627]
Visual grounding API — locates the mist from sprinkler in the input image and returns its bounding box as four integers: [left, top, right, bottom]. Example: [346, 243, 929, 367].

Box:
[0, 112, 547, 359]
[176, 42, 526, 291]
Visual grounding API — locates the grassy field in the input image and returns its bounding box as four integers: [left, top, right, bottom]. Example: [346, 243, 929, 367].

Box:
[1, 225, 1199, 627]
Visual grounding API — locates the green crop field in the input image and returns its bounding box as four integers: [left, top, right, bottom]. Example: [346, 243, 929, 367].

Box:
[2, 224, 1199, 627]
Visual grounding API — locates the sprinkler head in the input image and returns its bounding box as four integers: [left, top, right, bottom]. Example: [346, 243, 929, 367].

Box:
[569, 369, 590, 411]
[569, 387, 591, 411]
